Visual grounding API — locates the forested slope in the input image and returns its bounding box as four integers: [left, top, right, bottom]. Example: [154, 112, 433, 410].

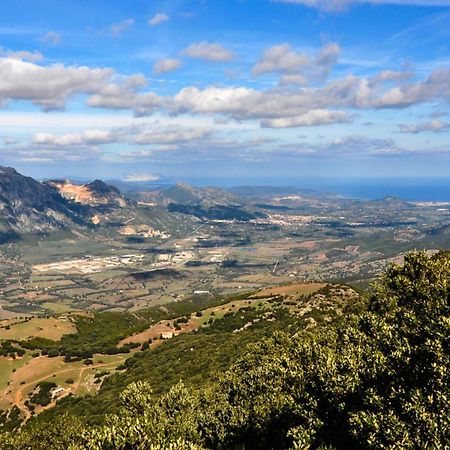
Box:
[1, 252, 449, 449]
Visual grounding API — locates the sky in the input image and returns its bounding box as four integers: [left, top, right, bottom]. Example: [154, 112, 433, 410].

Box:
[0, 0, 449, 182]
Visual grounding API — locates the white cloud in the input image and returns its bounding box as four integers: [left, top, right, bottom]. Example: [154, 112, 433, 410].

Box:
[0, 48, 43, 62]
[133, 127, 212, 145]
[252, 44, 309, 76]
[276, 0, 450, 12]
[370, 70, 413, 85]
[40, 31, 61, 46]
[182, 41, 234, 62]
[399, 119, 450, 133]
[0, 144, 102, 163]
[0, 56, 152, 112]
[110, 135, 275, 163]
[1, 49, 450, 133]
[170, 67, 450, 120]
[148, 12, 170, 27]
[86, 91, 163, 116]
[261, 109, 351, 128]
[110, 19, 134, 37]
[252, 42, 341, 85]
[30, 124, 213, 149]
[32, 129, 115, 146]
[153, 58, 182, 74]
[0, 57, 115, 110]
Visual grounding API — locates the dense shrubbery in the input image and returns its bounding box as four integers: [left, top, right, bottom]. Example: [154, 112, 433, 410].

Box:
[30, 381, 57, 407]
[0, 340, 25, 358]
[2, 252, 449, 449]
[20, 294, 236, 359]
[0, 407, 22, 433]
[21, 312, 146, 358]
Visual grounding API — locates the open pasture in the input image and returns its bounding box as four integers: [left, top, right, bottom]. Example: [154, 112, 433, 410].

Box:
[119, 295, 271, 347]
[0, 316, 76, 341]
[251, 282, 326, 299]
[0, 352, 129, 415]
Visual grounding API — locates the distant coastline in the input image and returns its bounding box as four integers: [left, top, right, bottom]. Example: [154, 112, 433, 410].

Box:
[176, 177, 450, 202]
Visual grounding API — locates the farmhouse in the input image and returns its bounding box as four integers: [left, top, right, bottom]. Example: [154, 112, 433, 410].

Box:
[160, 332, 174, 339]
[50, 387, 65, 398]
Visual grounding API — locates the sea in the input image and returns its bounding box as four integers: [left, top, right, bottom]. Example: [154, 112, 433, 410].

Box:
[183, 177, 450, 202]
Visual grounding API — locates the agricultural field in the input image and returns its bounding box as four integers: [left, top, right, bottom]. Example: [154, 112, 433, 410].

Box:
[119, 282, 329, 346]
[1, 189, 449, 321]
[0, 352, 128, 416]
[0, 279, 353, 426]
[0, 316, 76, 341]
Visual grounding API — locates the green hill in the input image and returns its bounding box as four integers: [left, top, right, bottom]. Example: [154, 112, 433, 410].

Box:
[1, 251, 449, 449]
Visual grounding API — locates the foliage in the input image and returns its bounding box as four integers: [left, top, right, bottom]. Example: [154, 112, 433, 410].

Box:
[0, 407, 22, 433]
[3, 252, 449, 449]
[34, 311, 289, 426]
[19, 293, 236, 358]
[0, 340, 25, 358]
[21, 312, 146, 358]
[30, 381, 57, 407]
[0, 415, 85, 450]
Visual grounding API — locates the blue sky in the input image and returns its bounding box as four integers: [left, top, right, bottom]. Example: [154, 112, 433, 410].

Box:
[0, 0, 449, 182]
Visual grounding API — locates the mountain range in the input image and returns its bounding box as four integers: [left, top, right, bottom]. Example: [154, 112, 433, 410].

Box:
[0, 166, 263, 238]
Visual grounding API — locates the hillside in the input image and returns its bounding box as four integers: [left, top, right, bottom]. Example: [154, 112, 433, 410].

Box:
[1, 252, 449, 449]
[131, 183, 241, 207]
[45, 179, 128, 208]
[128, 182, 264, 221]
[0, 167, 192, 240]
[0, 167, 88, 236]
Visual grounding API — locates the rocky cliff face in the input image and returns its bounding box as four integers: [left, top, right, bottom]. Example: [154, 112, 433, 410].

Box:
[0, 167, 87, 234]
[45, 179, 129, 207]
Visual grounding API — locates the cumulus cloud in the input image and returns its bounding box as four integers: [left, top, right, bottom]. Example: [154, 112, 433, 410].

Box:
[252, 42, 341, 85]
[111, 135, 275, 163]
[0, 57, 117, 110]
[271, 136, 411, 159]
[0, 55, 149, 112]
[30, 124, 213, 151]
[32, 129, 116, 146]
[0, 48, 43, 62]
[86, 91, 163, 116]
[0, 143, 102, 163]
[40, 31, 61, 46]
[370, 70, 413, 85]
[261, 109, 351, 128]
[371, 67, 450, 108]
[1, 49, 450, 130]
[276, 0, 450, 12]
[153, 58, 182, 74]
[252, 44, 309, 76]
[148, 12, 170, 27]
[133, 127, 212, 145]
[169, 67, 450, 120]
[328, 136, 400, 154]
[398, 119, 450, 133]
[110, 19, 134, 36]
[182, 41, 234, 62]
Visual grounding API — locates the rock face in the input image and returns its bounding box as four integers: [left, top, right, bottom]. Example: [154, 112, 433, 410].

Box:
[0, 166, 87, 235]
[45, 179, 128, 207]
[0, 166, 179, 238]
